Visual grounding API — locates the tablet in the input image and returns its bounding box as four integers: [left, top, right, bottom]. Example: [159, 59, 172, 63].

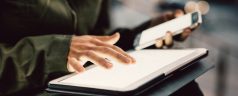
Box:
[47, 48, 208, 95]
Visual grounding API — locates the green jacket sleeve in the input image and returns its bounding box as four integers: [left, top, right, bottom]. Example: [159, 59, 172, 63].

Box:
[0, 35, 72, 95]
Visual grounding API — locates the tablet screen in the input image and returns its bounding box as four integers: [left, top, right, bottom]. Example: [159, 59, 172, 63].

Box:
[59, 49, 205, 90]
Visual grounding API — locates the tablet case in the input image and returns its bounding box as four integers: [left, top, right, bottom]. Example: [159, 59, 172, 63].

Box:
[46, 51, 209, 96]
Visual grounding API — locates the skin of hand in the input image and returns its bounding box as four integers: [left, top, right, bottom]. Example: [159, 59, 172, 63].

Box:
[150, 9, 198, 48]
[67, 33, 136, 73]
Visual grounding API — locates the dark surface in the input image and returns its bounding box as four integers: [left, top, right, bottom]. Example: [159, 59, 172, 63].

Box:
[140, 62, 213, 96]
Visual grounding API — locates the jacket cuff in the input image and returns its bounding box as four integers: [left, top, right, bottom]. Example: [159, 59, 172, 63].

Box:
[45, 35, 72, 73]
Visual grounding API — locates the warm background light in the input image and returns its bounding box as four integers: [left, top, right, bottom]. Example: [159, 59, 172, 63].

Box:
[185, 0, 210, 15]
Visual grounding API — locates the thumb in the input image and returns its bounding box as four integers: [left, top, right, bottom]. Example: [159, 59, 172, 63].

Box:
[174, 9, 184, 18]
[92, 32, 120, 45]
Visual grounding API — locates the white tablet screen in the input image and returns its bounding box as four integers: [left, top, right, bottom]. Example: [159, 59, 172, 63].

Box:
[60, 49, 204, 90]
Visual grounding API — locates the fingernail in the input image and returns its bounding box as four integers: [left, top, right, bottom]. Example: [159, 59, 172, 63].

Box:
[106, 62, 113, 69]
[131, 60, 136, 64]
[131, 58, 136, 64]
[130, 55, 136, 62]
[75, 70, 84, 73]
[155, 40, 163, 48]
[79, 68, 85, 72]
[124, 58, 131, 64]
[165, 35, 173, 46]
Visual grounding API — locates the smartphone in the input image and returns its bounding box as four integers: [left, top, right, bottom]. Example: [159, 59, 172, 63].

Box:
[134, 11, 202, 50]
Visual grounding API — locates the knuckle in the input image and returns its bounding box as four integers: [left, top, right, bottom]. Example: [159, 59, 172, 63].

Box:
[103, 47, 111, 51]
[98, 58, 107, 65]
[98, 46, 112, 52]
[115, 53, 123, 59]
[69, 48, 80, 55]
[89, 38, 97, 43]
[86, 46, 94, 50]
[97, 46, 105, 49]
[79, 44, 89, 49]
[110, 45, 118, 50]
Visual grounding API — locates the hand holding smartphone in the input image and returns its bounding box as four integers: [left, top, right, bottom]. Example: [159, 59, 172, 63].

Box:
[135, 11, 202, 50]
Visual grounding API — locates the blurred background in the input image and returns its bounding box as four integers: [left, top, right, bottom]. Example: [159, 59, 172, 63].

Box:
[108, 0, 238, 96]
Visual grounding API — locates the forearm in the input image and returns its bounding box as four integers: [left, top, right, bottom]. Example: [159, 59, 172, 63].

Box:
[0, 35, 71, 95]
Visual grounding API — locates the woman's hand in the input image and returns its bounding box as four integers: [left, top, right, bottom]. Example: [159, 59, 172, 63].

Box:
[150, 10, 198, 48]
[67, 33, 136, 73]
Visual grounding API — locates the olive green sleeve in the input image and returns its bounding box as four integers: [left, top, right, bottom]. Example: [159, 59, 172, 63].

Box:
[0, 35, 72, 95]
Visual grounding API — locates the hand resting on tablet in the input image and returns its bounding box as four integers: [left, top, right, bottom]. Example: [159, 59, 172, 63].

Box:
[67, 33, 136, 73]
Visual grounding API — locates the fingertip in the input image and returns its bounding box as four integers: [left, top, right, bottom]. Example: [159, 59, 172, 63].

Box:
[112, 32, 120, 39]
[121, 54, 136, 64]
[184, 28, 192, 33]
[183, 28, 192, 36]
[165, 31, 173, 46]
[126, 55, 136, 64]
[166, 31, 173, 38]
[124, 58, 132, 64]
[68, 57, 86, 73]
[114, 32, 120, 36]
[109, 32, 120, 45]
[67, 63, 75, 72]
[67, 57, 75, 72]
[155, 39, 163, 48]
[181, 29, 191, 40]
[106, 63, 113, 69]
[131, 57, 136, 64]
[75, 67, 86, 73]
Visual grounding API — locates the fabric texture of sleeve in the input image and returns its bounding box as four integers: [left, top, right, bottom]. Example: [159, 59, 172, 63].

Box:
[0, 35, 72, 95]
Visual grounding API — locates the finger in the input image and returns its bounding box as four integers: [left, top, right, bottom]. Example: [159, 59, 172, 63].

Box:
[71, 43, 132, 64]
[81, 51, 113, 69]
[67, 57, 85, 73]
[155, 39, 163, 48]
[164, 31, 173, 47]
[67, 64, 75, 72]
[108, 46, 136, 64]
[181, 28, 192, 40]
[90, 39, 136, 63]
[174, 9, 185, 18]
[90, 32, 120, 45]
[70, 43, 94, 51]
[93, 47, 131, 64]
